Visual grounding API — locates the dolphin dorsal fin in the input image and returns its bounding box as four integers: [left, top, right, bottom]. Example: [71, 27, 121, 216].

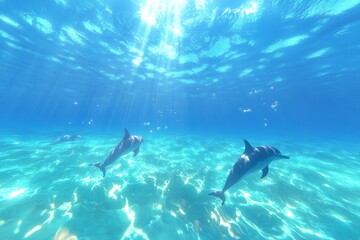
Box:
[124, 129, 131, 139]
[244, 140, 254, 153]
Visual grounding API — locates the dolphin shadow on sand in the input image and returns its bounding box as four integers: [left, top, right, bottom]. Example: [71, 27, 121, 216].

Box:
[51, 134, 81, 145]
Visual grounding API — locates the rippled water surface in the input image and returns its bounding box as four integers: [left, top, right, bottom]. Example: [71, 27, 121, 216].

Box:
[1, 131, 359, 240]
[1, 0, 360, 239]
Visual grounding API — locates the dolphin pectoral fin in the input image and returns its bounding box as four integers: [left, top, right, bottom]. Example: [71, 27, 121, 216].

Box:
[279, 154, 290, 159]
[209, 191, 226, 206]
[90, 163, 106, 177]
[261, 166, 269, 178]
[133, 147, 140, 157]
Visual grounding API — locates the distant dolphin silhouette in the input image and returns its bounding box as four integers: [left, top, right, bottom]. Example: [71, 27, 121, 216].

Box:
[209, 140, 289, 205]
[51, 134, 81, 145]
[90, 129, 143, 177]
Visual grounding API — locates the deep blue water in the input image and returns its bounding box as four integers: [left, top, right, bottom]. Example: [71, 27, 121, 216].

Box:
[1, 0, 360, 239]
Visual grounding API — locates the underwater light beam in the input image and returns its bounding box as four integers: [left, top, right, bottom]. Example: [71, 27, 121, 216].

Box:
[134, 0, 187, 66]
[132, 0, 164, 67]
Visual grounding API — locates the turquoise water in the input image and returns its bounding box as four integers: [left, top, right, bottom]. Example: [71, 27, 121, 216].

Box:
[1, 131, 359, 239]
[1, 0, 360, 239]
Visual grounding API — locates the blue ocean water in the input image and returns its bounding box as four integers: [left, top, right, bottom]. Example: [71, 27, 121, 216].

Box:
[1, 0, 360, 239]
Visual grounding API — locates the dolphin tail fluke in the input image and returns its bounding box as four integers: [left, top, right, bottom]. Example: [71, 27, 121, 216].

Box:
[209, 191, 226, 205]
[89, 163, 106, 177]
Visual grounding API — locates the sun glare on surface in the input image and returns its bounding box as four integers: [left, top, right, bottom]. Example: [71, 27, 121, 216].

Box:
[139, 0, 160, 26]
[133, 0, 190, 66]
[133, 0, 261, 67]
[242, 1, 259, 15]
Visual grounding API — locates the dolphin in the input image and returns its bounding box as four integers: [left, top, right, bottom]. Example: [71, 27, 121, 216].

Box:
[209, 140, 289, 205]
[90, 129, 143, 177]
[51, 134, 81, 145]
